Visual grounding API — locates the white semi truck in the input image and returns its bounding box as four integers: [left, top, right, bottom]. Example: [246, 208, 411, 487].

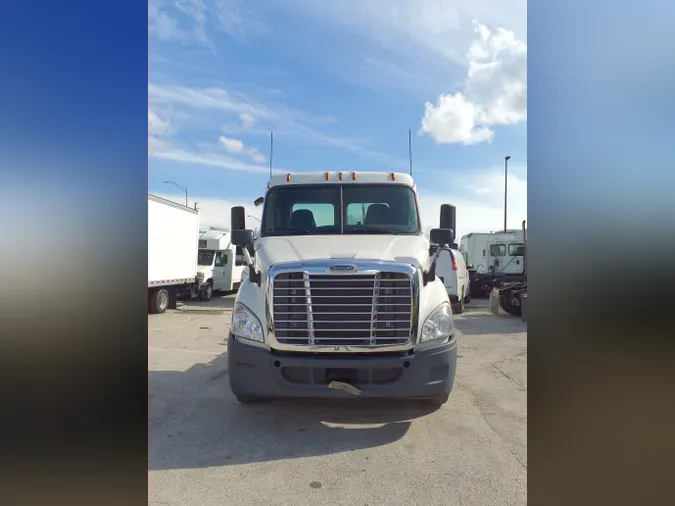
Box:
[227, 171, 458, 406]
[148, 194, 209, 313]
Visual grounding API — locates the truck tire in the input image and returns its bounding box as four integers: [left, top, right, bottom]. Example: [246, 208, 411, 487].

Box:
[150, 288, 169, 314]
[453, 290, 465, 315]
[199, 282, 213, 301]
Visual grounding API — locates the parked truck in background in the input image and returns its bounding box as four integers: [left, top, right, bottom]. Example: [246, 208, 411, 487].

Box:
[148, 194, 209, 314]
[197, 229, 247, 299]
[460, 230, 526, 297]
[227, 171, 458, 406]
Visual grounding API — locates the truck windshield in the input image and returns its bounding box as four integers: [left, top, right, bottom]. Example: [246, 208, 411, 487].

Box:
[260, 184, 420, 236]
[198, 250, 215, 266]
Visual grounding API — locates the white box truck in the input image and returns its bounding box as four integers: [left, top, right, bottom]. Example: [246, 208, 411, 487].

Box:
[148, 194, 209, 314]
[197, 229, 247, 297]
[227, 171, 459, 406]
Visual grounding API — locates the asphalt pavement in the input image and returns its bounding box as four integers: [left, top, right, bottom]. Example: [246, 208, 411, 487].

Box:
[149, 295, 527, 506]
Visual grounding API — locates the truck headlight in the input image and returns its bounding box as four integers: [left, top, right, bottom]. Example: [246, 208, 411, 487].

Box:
[231, 302, 264, 342]
[420, 302, 454, 343]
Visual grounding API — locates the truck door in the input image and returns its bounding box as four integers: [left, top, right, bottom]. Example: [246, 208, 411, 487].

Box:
[488, 243, 507, 272]
[212, 251, 229, 291]
[505, 242, 525, 274]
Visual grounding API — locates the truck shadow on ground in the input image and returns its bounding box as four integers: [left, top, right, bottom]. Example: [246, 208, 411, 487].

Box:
[178, 293, 236, 311]
[149, 352, 437, 471]
[453, 312, 526, 336]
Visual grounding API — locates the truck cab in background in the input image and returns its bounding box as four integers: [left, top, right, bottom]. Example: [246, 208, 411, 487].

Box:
[197, 230, 247, 299]
[460, 230, 526, 297]
[227, 171, 459, 406]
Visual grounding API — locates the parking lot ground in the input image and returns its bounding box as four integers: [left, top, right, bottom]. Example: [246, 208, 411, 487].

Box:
[149, 295, 527, 506]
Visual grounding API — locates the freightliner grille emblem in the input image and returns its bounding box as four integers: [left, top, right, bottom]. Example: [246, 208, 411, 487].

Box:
[327, 264, 358, 273]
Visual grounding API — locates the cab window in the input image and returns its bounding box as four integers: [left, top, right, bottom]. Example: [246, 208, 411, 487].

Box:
[214, 252, 226, 267]
[489, 244, 507, 257]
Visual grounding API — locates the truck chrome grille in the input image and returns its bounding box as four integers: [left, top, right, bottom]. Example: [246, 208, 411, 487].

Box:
[273, 272, 413, 347]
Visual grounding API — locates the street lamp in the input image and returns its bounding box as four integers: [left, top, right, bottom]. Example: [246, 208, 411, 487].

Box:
[247, 215, 261, 224]
[504, 156, 511, 232]
[164, 180, 188, 207]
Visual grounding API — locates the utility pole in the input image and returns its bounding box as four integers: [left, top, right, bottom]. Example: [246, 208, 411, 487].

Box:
[504, 156, 511, 232]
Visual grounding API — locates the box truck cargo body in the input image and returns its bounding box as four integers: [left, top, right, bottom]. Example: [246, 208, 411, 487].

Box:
[148, 194, 208, 313]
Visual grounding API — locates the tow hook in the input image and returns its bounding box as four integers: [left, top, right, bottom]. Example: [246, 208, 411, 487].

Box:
[328, 380, 362, 396]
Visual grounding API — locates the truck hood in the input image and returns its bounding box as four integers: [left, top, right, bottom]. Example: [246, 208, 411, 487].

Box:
[256, 235, 430, 271]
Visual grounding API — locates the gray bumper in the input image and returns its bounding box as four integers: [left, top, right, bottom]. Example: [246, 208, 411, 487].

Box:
[227, 333, 457, 400]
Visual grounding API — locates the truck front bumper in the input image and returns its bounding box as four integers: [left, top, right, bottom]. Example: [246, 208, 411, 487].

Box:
[227, 333, 457, 400]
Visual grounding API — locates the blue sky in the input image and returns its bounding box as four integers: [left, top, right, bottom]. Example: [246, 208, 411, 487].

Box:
[149, 0, 527, 238]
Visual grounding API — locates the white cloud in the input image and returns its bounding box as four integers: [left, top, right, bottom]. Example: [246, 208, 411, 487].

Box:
[148, 109, 172, 136]
[421, 22, 527, 144]
[252, 152, 266, 164]
[214, 0, 268, 42]
[218, 135, 267, 164]
[151, 146, 270, 173]
[148, 82, 405, 168]
[239, 112, 255, 129]
[279, 0, 526, 66]
[218, 135, 245, 153]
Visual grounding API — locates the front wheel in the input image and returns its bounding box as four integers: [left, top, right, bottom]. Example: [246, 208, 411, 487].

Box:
[199, 282, 213, 301]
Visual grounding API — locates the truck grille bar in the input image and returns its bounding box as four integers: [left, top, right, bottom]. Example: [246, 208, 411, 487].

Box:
[272, 271, 413, 347]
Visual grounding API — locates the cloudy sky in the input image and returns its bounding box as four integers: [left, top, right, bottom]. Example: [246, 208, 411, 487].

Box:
[149, 0, 527, 239]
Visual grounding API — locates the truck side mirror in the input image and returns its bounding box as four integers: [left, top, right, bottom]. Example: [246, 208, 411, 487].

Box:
[429, 227, 455, 245]
[231, 229, 254, 247]
[231, 206, 246, 231]
[449, 242, 458, 250]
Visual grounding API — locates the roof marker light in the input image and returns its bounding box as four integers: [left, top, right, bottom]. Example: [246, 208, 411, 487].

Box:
[338, 172, 344, 181]
[390, 172, 396, 181]
[352, 172, 356, 180]
[286, 173, 291, 182]
[325, 172, 330, 180]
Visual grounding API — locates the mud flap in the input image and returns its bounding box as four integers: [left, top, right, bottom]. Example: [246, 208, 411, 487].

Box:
[489, 288, 501, 315]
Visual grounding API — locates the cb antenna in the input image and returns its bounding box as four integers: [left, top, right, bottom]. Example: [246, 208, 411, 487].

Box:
[408, 129, 413, 176]
[269, 131, 274, 180]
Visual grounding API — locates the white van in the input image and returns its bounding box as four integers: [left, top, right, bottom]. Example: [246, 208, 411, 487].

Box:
[434, 246, 470, 314]
[197, 230, 246, 298]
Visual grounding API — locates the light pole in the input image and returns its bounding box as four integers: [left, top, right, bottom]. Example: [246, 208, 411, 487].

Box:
[247, 215, 261, 224]
[504, 156, 511, 232]
[164, 180, 188, 207]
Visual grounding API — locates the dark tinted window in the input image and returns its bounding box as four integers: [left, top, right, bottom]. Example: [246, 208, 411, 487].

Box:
[198, 250, 214, 266]
[489, 244, 507, 257]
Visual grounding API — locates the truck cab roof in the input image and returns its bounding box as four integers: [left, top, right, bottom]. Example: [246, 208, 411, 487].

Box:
[267, 171, 416, 189]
